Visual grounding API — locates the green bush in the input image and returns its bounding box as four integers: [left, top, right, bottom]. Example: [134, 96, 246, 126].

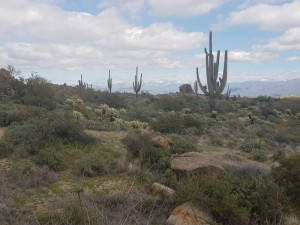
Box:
[156, 95, 186, 112]
[0, 140, 11, 158]
[176, 173, 250, 225]
[122, 131, 153, 161]
[4, 112, 95, 155]
[240, 139, 262, 153]
[149, 148, 171, 172]
[77, 153, 106, 177]
[34, 147, 64, 171]
[151, 112, 185, 134]
[233, 176, 287, 225]
[170, 134, 197, 154]
[22, 75, 57, 109]
[272, 155, 300, 207]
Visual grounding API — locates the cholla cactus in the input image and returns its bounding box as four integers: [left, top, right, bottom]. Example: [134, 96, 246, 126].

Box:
[97, 104, 120, 121]
[133, 67, 142, 98]
[71, 111, 83, 120]
[107, 70, 112, 93]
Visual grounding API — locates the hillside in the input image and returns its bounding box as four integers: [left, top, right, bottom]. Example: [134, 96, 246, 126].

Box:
[0, 71, 300, 225]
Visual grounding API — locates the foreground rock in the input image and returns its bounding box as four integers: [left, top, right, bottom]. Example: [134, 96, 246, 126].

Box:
[152, 136, 174, 150]
[151, 182, 175, 199]
[171, 152, 224, 178]
[167, 202, 212, 225]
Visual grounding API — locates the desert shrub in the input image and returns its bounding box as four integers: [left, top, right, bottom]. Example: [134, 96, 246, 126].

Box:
[274, 98, 300, 115]
[22, 75, 57, 109]
[97, 92, 128, 109]
[176, 172, 250, 225]
[0, 111, 9, 126]
[209, 134, 224, 147]
[8, 160, 57, 188]
[149, 148, 171, 172]
[183, 114, 203, 130]
[4, 112, 95, 155]
[0, 140, 11, 158]
[151, 112, 185, 134]
[233, 176, 287, 225]
[252, 149, 267, 162]
[76, 153, 106, 177]
[34, 147, 64, 171]
[0, 106, 42, 126]
[170, 134, 197, 154]
[125, 107, 159, 123]
[240, 139, 262, 153]
[38, 189, 171, 225]
[156, 95, 186, 111]
[272, 155, 300, 207]
[215, 100, 234, 113]
[261, 104, 277, 119]
[122, 131, 153, 161]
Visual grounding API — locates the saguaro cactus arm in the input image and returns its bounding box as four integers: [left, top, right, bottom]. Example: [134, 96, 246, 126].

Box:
[107, 70, 112, 93]
[196, 68, 209, 95]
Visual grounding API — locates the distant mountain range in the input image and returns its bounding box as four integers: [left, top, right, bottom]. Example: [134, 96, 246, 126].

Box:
[92, 78, 300, 97]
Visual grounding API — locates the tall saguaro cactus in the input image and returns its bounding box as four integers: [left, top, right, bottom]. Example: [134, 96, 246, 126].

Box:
[133, 66, 142, 98]
[196, 31, 228, 110]
[107, 70, 112, 93]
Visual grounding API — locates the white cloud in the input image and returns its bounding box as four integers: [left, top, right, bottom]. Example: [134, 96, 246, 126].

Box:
[215, 1, 300, 31]
[148, 0, 224, 17]
[229, 50, 279, 63]
[98, 0, 146, 19]
[0, 0, 206, 72]
[253, 27, 300, 52]
[286, 56, 300, 61]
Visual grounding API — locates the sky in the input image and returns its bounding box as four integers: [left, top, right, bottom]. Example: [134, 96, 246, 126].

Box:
[0, 0, 300, 89]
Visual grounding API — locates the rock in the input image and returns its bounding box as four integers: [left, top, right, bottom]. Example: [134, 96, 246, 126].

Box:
[179, 84, 194, 94]
[167, 202, 212, 225]
[151, 182, 175, 199]
[152, 136, 174, 150]
[171, 152, 224, 178]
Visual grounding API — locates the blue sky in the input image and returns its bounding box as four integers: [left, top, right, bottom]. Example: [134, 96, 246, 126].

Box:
[0, 0, 299, 88]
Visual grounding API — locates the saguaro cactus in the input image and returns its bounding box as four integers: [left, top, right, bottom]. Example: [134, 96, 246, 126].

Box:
[196, 31, 228, 110]
[133, 66, 142, 98]
[107, 70, 112, 93]
[194, 80, 198, 97]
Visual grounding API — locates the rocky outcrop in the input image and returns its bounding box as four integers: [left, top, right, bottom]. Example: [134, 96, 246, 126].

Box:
[179, 84, 194, 94]
[171, 152, 224, 178]
[151, 182, 175, 199]
[167, 202, 212, 225]
[152, 136, 173, 150]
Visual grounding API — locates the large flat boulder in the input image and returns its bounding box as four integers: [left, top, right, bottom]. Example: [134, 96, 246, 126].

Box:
[171, 152, 224, 178]
[166, 202, 212, 225]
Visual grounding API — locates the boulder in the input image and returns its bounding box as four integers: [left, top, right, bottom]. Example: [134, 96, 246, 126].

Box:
[179, 84, 194, 94]
[152, 136, 174, 150]
[167, 202, 212, 225]
[151, 182, 175, 199]
[171, 152, 224, 178]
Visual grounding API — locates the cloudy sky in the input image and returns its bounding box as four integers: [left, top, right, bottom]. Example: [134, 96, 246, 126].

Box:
[0, 0, 299, 87]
